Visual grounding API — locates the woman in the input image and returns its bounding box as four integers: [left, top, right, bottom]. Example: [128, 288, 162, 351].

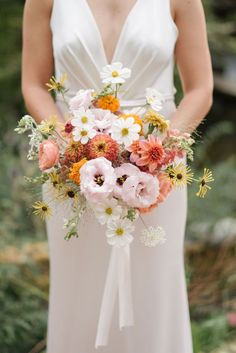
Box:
[22, 0, 213, 352]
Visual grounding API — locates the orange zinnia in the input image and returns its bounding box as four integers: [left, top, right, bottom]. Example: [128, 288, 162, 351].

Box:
[69, 158, 87, 184]
[86, 134, 119, 161]
[97, 95, 120, 112]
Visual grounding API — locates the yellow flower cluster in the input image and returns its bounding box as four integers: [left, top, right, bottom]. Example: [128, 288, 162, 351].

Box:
[143, 110, 169, 133]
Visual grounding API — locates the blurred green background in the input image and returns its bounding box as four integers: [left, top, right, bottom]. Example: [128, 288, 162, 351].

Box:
[0, 1, 236, 353]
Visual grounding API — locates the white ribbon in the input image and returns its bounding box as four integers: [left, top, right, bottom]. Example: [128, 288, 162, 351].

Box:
[95, 243, 134, 348]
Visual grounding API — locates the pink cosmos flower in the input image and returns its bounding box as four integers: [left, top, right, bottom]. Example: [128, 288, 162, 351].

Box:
[92, 108, 116, 133]
[121, 172, 159, 208]
[79, 157, 116, 202]
[114, 163, 140, 198]
[69, 89, 94, 111]
[135, 135, 165, 173]
[38, 140, 59, 171]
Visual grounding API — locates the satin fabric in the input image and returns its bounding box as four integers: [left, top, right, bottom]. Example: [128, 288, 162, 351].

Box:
[43, 0, 194, 352]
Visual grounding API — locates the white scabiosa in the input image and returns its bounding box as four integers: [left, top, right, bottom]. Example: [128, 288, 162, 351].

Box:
[100, 62, 131, 84]
[140, 226, 166, 247]
[111, 117, 141, 147]
[106, 218, 134, 247]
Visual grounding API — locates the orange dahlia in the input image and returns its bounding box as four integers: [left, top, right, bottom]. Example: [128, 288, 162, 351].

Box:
[120, 113, 143, 134]
[97, 95, 120, 112]
[86, 134, 119, 162]
[69, 158, 87, 184]
[136, 134, 165, 173]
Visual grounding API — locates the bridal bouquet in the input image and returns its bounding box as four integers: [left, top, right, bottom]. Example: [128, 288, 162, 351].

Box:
[15, 62, 214, 247]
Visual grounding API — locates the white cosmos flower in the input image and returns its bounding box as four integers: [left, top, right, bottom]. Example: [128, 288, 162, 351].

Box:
[92, 198, 123, 225]
[71, 107, 95, 127]
[111, 117, 141, 147]
[145, 88, 164, 111]
[106, 218, 134, 247]
[100, 62, 131, 84]
[72, 125, 96, 144]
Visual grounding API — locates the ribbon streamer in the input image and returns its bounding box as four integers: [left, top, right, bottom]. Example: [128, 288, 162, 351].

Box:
[95, 244, 134, 348]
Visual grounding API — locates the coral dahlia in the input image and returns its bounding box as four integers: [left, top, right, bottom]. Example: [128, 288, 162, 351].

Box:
[136, 134, 165, 173]
[86, 134, 119, 162]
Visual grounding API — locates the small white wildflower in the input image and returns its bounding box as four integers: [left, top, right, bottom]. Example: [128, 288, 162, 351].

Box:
[63, 218, 70, 229]
[145, 88, 164, 112]
[140, 226, 166, 247]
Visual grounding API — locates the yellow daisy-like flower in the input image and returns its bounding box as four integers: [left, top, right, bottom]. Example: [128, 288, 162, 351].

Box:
[120, 113, 143, 135]
[166, 163, 194, 187]
[196, 168, 214, 198]
[46, 73, 67, 92]
[38, 115, 61, 134]
[32, 201, 52, 220]
[143, 110, 169, 133]
[48, 171, 61, 189]
[59, 185, 79, 201]
[69, 158, 87, 184]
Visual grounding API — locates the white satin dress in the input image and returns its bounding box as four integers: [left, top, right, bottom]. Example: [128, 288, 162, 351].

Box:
[43, 0, 194, 352]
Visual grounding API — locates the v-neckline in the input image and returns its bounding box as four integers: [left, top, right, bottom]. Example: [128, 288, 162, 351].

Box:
[83, 0, 140, 66]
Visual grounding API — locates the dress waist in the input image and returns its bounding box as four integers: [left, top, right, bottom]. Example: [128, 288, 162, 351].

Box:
[56, 92, 175, 108]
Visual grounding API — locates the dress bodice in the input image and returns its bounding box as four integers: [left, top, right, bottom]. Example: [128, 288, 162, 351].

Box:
[50, 0, 179, 111]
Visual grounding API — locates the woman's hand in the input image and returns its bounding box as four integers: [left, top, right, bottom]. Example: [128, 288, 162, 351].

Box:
[170, 0, 214, 133]
[22, 0, 64, 123]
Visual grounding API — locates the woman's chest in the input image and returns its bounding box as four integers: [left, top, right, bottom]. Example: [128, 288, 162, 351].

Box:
[51, 0, 178, 69]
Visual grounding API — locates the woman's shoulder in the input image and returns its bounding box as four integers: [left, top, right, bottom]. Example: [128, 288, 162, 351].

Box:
[24, 0, 53, 18]
[172, 0, 204, 16]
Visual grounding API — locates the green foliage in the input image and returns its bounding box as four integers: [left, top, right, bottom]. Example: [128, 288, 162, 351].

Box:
[203, 0, 236, 54]
[187, 122, 236, 242]
[0, 259, 48, 353]
[191, 313, 235, 353]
